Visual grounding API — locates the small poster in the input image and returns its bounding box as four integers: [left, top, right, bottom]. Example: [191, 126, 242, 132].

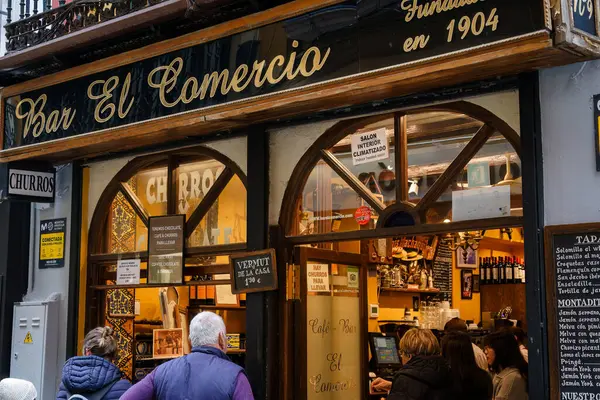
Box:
[467, 162, 490, 187]
[350, 128, 389, 165]
[117, 259, 141, 285]
[307, 263, 330, 292]
[347, 267, 359, 289]
[39, 218, 66, 269]
[148, 215, 185, 284]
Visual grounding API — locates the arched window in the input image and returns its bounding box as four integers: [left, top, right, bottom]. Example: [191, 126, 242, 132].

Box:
[86, 146, 247, 380]
[280, 101, 521, 238]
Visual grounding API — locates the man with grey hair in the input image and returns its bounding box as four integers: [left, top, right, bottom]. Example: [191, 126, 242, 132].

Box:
[121, 312, 253, 399]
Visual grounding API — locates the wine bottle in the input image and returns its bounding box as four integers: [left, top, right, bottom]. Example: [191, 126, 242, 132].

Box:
[505, 256, 514, 284]
[521, 258, 526, 284]
[492, 257, 499, 284]
[480, 257, 486, 285]
[499, 257, 506, 284]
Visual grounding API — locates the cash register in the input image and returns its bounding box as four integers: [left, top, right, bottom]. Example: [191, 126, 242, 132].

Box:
[368, 333, 402, 382]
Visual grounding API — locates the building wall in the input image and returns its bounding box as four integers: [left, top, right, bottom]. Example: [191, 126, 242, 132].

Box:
[23, 164, 73, 390]
[540, 61, 600, 225]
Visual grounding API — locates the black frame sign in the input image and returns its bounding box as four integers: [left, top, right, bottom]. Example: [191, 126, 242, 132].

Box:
[148, 215, 185, 284]
[594, 94, 600, 171]
[39, 218, 66, 269]
[545, 223, 600, 399]
[572, 0, 598, 36]
[0, 162, 55, 202]
[3, 0, 547, 150]
[229, 249, 277, 294]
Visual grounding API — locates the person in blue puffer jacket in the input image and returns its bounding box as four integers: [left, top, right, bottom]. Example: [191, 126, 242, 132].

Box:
[56, 326, 131, 400]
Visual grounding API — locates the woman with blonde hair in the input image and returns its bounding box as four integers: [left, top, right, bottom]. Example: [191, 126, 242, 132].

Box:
[380, 328, 452, 400]
[56, 327, 131, 400]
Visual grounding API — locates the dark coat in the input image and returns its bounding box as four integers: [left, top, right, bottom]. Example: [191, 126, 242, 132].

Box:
[451, 367, 493, 400]
[56, 356, 131, 400]
[153, 346, 244, 400]
[388, 356, 453, 400]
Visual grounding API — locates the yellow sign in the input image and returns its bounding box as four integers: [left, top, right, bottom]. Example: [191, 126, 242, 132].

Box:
[40, 232, 64, 260]
[24, 332, 33, 344]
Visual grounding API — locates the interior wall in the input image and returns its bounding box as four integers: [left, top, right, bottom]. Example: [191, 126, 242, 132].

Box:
[540, 61, 600, 225]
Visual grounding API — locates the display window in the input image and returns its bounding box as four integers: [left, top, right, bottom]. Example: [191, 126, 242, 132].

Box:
[85, 146, 247, 382]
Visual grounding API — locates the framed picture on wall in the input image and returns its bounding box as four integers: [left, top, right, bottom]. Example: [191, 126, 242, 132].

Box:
[456, 247, 478, 269]
[472, 275, 480, 293]
[461, 269, 474, 299]
[152, 328, 184, 359]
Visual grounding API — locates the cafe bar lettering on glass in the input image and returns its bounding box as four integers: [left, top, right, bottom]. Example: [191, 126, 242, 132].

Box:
[307, 263, 361, 399]
[546, 225, 600, 399]
[3, 0, 546, 150]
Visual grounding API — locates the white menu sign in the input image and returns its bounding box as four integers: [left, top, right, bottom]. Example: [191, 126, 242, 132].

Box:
[117, 259, 141, 285]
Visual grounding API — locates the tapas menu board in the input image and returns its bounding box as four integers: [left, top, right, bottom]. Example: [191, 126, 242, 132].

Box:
[546, 224, 600, 399]
[433, 241, 453, 304]
[229, 249, 277, 294]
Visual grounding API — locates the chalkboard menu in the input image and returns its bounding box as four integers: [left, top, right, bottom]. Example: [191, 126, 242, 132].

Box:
[433, 241, 453, 305]
[546, 224, 600, 399]
[229, 249, 277, 294]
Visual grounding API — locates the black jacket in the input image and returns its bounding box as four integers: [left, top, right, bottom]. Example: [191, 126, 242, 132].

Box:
[450, 367, 493, 400]
[388, 356, 452, 400]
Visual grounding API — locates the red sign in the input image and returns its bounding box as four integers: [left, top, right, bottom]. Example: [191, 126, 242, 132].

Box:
[354, 206, 371, 225]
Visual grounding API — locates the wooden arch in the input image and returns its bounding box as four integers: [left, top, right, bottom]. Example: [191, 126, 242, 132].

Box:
[278, 101, 522, 236]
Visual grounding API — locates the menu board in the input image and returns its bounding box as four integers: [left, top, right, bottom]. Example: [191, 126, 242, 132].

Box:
[229, 249, 277, 294]
[148, 215, 185, 284]
[433, 241, 453, 304]
[546, 224, 600, 399]
[306, 263, 361, 400]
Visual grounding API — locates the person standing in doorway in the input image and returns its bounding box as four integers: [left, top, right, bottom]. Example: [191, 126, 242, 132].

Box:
[56, 327, 131, 400]
[484, 331, 528, 400]
[442, 332, 492, 399]
[444, 317, 489, 371]
[121, 311, 253, 400]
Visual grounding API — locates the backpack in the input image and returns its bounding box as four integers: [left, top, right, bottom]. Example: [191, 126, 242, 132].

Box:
[66, 380, 119, 400]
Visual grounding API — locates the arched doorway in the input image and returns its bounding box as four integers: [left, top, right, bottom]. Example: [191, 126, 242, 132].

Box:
[86, 146, 247, 381]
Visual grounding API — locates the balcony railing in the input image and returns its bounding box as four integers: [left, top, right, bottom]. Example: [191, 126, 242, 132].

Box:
[4, 0, 168, 53]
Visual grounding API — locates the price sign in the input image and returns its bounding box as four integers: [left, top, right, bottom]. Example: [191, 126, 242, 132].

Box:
[229, 249, 277, 294]
[573, 0, 597, 36]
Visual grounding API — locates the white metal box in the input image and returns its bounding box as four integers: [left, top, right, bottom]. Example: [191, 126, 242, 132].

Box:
[10, 300, 60, 400]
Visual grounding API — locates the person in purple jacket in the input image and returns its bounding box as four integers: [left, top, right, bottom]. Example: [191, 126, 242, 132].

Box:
[56, 327, 131, 400]
[121, 311, 254, 400]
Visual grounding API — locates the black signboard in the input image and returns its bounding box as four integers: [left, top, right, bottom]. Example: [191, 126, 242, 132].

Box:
[3, 0, 546, 150]
[39, 218, 66, 269]
[594, 94, 600, 171]
[229, 249, 277, 294]
[433, 241, 453, 305]
[573, 0, 597, 36]
[546, 224, 600, 399]
[148, 215, 185, 284]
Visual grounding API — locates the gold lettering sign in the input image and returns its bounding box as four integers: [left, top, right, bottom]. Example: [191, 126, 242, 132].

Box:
[147, 41, 331, 109]
[15, 94, 76, 139]
[401, 0, 480, 22]
[13, 41, 330, 141]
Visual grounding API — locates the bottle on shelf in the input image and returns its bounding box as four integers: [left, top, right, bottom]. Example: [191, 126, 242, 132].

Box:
[499, 257, 506, 284]
[485, 257, 492, 285]
[505, 256, 514, 284]
[520, 258, 526, 284]
[480, 257, 486, 285]
[492, 257, 499, 284]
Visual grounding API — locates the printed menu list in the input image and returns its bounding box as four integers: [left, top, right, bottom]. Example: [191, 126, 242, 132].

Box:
[433, 242, 452, 304]
[553, 233, 600, 396]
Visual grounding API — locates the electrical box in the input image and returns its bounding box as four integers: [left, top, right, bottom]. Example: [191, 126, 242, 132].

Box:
[10, 299, 60, 400]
